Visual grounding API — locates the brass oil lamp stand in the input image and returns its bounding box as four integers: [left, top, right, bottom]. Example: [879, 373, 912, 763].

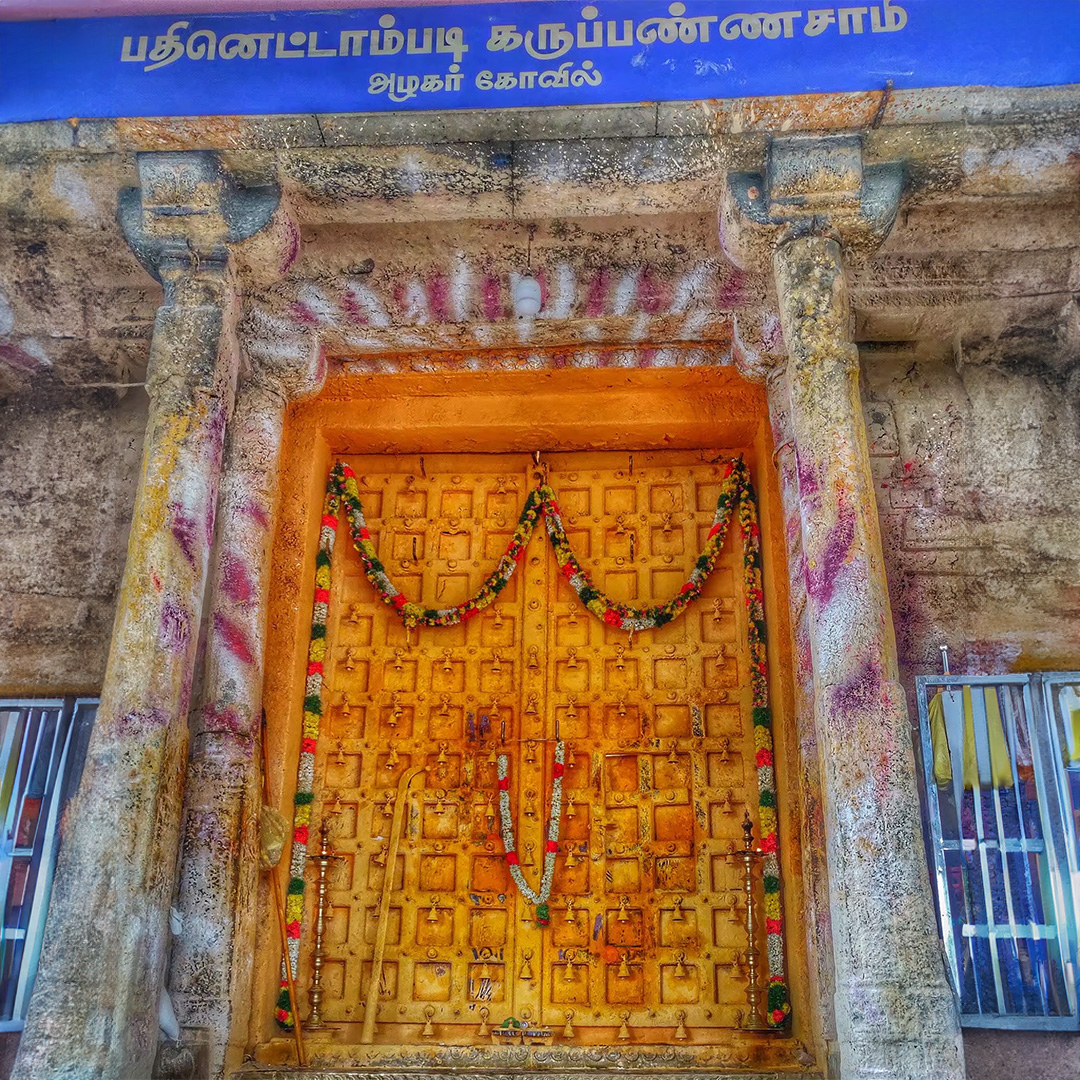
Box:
[727, 809, 769, 1030]
[304, 818, 342, 1031]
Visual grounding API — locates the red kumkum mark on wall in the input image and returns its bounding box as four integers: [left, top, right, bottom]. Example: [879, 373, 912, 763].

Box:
[214, 612, 255, 665]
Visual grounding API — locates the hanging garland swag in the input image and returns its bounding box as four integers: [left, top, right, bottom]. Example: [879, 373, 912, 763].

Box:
[277, 458, 790, 1030]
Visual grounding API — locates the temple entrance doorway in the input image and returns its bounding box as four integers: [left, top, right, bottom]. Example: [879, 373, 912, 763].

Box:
[254, 367, 806, 1070]
[305, 448, 766, 1045]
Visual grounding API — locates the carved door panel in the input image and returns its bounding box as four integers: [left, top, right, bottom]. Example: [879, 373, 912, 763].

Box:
[537, 452, 756, 1037]
[316, 453, 539, 1040]
[307, 448, 767, 1044]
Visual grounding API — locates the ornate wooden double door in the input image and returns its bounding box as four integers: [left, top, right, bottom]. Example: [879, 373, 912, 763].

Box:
[310, 449, 765, 1046]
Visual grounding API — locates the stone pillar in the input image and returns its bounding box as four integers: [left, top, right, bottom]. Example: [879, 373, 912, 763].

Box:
[168, 341, 324, 1079]
[13, 153, 280, 1080]
[723, 136, 964, 1079]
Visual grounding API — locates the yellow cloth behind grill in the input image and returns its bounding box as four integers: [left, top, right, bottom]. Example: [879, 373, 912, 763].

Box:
[930, 686, 1013, 789]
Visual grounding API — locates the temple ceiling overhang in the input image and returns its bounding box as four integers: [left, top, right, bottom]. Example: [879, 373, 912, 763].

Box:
[0, 93, 1078, 399]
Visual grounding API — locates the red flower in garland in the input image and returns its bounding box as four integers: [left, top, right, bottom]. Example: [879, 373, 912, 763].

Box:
[760, 832, 778, 853]
[314, 588, 330, 604]
[301, 738, 317, 755]
[321, 513, 338, 530]
[545, 840, 559, 853]
[506, 851, 519, 866]
[286, 920, 301, 939]
[771, 1008, 786, 1024]
[553, 762, 565, 779]
[307, 661, 323, 676]
[560, 561, 575, 580]
[462, 606, 481, 621]
[391, 594, 406, 611]
[756, 747, 773, 768]
[766, 917, 782, 934]
[294, 825, 309, 845]
[358, 526, 371, 540]
[603, 609, 621, 627]
[341, 464, 356, 479]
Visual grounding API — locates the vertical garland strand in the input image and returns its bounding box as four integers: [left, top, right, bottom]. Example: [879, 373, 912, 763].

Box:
[737, 465, 791, 1026]
[275, 472, 344, 1028]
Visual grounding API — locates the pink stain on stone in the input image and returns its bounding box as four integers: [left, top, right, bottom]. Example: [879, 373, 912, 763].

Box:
[213, 612, 255, 665]
[0, 342, 44, 371]
[200, 701, 251, 738]
[341, 289, 368, 325]
[717, 268, 748, 309]
[279, 220, 301, 275]
[584, 269, 609, 317]
[290, 301, 319, 326]
[427, 272, 449, 322]
[169, 503, 199, 566]
[220, 551, 255, 604]
[482, 275, 502, 320]
[827, 656, 883, 729]
[240, 499, 270, 528]
[637, 268, 666, 315]
[805, 501, 856, 606]
[391, 281, 407, 315]
[160, 596, 191, 653]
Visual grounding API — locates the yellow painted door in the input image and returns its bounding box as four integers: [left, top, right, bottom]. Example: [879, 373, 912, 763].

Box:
[308, 448, 764, 1045]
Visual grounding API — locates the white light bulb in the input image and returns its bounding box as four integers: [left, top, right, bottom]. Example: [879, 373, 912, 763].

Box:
[513, 275, 542, 317]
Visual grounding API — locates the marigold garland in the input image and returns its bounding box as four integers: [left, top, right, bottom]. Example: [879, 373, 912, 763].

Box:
[278, 458, 790, 1030]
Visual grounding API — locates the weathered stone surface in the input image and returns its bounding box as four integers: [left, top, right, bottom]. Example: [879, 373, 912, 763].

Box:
[11, 153, 282, 1080]
[772, 232, 964, 1080]
[0, 95, 1077, 1080]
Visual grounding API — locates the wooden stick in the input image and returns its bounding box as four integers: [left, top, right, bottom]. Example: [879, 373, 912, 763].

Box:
[260, 712, 308, 1067]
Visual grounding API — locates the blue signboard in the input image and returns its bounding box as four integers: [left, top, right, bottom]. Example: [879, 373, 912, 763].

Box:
[0, 1, 1078, 123]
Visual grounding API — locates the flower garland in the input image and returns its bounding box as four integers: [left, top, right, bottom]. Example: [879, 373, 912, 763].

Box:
[539, 463, 741, 631]
[275, 477, 342, 1029]
[736, 467, 791, 1029]
[328, 463, 743, 634]
[497, 741, 564, 927]
[330, 462, 544, 628]
[279, 458, 791, 1030]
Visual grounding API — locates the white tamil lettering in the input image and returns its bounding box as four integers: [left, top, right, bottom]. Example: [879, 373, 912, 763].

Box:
[144, 21, 188, 71]
[871, 0, 908, 31]
[340, 30, 370, 56]
[218, 33, 274, 59]
[436, 27, 468, 64]
[525, 22, 574, 60]
[804, 9, 837, 35]
[838, 6, 869, 33]
[307, 31, 336, 57]
[121, 35, 148, 62]
[487, 24, 524, 52]
[371, 14, 405, 55]
[275, 31, 306, 58]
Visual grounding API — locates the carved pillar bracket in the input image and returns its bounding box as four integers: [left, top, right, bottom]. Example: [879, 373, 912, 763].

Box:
[13, 153, 283, 1080]
[724, 135, 964, 1080]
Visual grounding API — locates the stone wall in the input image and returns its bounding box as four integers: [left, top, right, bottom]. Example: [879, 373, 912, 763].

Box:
[0, 386, 145, 694]
[867, 352, 1080, 682]
[863, 350, 1080, 1080]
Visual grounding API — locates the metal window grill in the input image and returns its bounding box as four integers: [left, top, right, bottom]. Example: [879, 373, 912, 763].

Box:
[0, 698, 95, 1032]
[916, 673, 1080, 1029]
